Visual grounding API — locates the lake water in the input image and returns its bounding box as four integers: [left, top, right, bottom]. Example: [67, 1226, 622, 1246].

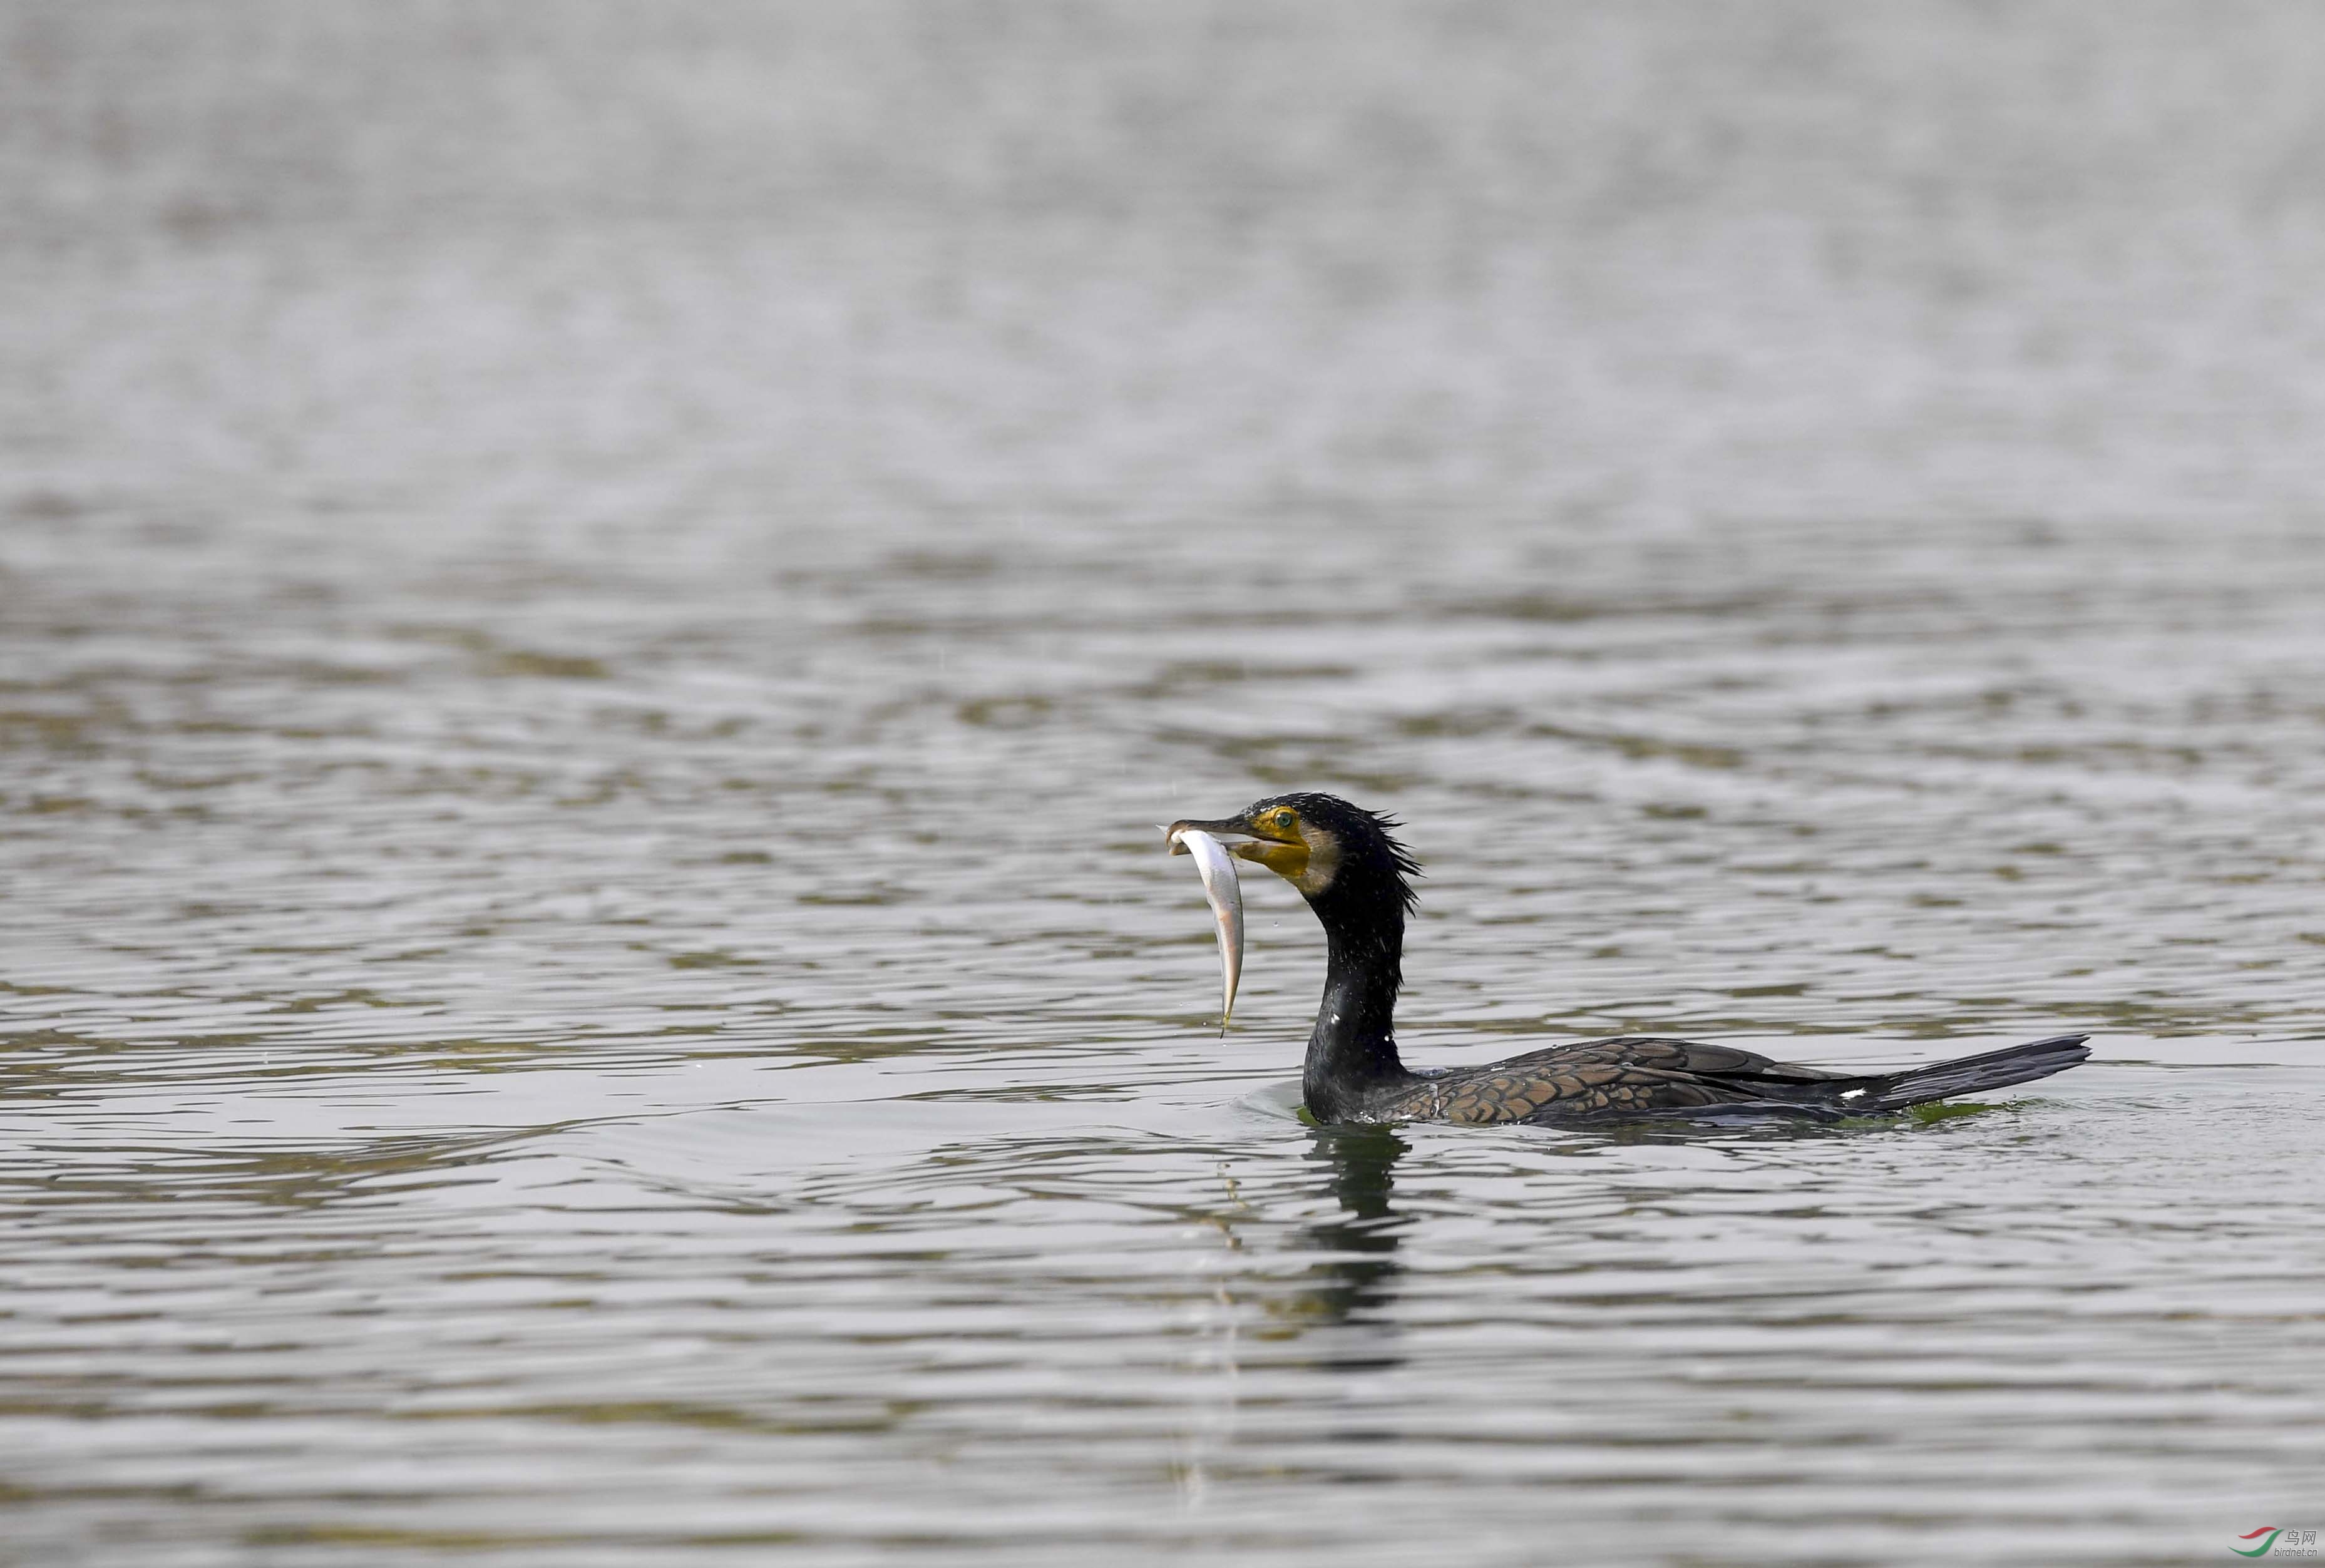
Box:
[4, 4, 2324, 1564]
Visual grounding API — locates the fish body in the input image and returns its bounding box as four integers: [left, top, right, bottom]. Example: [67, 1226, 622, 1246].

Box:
[1167, 826, 1244, 1031]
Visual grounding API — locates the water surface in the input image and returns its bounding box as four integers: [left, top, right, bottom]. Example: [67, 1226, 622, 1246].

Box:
[5, 5, 2325, 1564]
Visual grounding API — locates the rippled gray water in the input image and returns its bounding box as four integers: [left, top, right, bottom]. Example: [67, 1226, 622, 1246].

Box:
[6, 5, 2325, 1564]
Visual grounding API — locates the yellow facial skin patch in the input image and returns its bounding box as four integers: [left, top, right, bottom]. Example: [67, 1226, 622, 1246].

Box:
[1232, 805, 1316, 886]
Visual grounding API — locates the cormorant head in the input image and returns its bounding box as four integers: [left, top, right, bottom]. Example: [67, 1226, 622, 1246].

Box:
[1166, 792, 1420, 913]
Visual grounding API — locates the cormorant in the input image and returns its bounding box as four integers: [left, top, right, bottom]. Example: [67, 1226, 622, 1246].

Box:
[1164, 792, 2090, 1125]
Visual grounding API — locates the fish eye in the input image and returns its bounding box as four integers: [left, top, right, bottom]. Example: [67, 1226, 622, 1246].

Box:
[1272, 809, 1296, 831]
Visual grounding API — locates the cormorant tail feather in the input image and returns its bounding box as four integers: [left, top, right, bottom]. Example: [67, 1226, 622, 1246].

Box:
[1858, 1034, 2091, 1113]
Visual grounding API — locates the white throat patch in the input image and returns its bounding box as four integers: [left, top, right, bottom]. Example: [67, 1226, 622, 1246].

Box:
[1290, 823, 1342, 896]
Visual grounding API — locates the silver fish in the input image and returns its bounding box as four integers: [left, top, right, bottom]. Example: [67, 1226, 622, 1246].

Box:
[1166, 826, 1244, 1032]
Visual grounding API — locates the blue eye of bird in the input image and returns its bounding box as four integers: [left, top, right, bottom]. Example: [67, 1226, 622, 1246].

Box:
[1274, 811, 1295, 829]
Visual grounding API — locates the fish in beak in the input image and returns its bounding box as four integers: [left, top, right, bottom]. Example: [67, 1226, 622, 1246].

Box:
[1159, 807, 1315, 1033]
[1164, 827, 1243, 1033]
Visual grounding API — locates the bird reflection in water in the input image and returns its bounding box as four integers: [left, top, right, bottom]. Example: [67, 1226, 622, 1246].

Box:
[1173, 1123, 1419, 1507]
[1280, 1123, 1414, 1368]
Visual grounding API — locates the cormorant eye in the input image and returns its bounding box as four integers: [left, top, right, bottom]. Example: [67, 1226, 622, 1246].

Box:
[1273, 810, 1296, 831]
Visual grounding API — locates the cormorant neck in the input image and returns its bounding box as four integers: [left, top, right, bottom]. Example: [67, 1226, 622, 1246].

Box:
[1302, 881, 1413, 1122]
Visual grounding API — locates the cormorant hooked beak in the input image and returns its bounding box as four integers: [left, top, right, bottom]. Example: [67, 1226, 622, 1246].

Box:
[1163, 809, 1311, 883]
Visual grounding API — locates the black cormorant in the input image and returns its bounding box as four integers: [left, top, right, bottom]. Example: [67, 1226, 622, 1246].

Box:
[1164, 792, 2090, 1125]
